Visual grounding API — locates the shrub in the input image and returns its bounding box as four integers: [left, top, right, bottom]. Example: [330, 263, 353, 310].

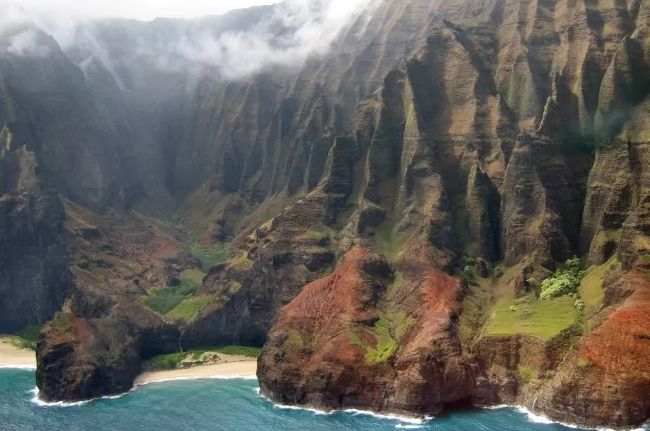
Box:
[540, 258, 585, 300]
[143, 346, 262, 370]
[10, 324, 41, 350]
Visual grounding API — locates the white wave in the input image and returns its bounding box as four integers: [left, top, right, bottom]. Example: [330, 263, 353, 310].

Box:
[479, 403, 648, 431]
[0, 364, 36, 370]
[481, 404, 511, 410]
[30, 386, 134, 408]
[30, 375, 258, 407]
[516, 405, 649, 431]
[258, 391, 431, 426]
[342, 409, 432, 425]
[30, 388, 93, 408]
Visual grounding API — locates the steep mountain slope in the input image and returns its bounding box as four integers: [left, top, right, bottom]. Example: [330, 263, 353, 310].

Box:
[255, 0, 650, 427]
[0, 0, 646, 428]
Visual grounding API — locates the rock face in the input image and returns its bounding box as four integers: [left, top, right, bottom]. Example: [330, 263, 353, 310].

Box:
[0, 123, 70, 332]
[259, 246, 474, 415]
[1, 0, 644, 427]
[36, 304, 178, 402]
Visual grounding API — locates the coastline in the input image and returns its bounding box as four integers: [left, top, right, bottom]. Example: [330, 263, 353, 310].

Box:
[0, 340, 645, 431]
[134, 360, 258, 386]
[0, 337, 36, 369]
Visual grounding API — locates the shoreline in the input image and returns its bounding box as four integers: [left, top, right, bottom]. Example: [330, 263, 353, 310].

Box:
[0, 337, 37, 369]
[134, 360, 258, 386]
[1, 340, 646, 431]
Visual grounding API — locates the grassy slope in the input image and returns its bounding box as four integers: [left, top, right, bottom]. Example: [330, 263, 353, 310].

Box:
[145, 268, 212, 322]
[579, 258, 617, 318]
[191, 243, 230, 270]
[485, 293, 578, 340]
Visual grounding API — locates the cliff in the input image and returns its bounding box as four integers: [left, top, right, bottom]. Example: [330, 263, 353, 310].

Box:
[0, 0, 644, 428]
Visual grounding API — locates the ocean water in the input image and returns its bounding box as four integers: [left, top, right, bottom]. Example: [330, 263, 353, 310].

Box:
[0, 369, 643, 431]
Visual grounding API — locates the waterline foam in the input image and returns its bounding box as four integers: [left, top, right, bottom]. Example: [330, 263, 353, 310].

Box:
[258, 389, 431, 427]
[485, 404, 647, 431]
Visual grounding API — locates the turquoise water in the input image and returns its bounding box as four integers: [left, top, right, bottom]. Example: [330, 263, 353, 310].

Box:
[0, 369, 629, 431]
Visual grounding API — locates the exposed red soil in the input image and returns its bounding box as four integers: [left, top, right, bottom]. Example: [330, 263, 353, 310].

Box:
[259, 245, 473, 415]
[581, 271, 650, 376]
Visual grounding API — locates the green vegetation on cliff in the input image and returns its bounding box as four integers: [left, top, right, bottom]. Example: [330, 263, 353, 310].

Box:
[539, 258, 585, 300]
[191, 243, 230, 270]
[365, 318, 398, 365]
[146, 281, 197, 315]
[166, 296, 213, 322]
[374, 224, 402, 261]
[579, 258, 617, 317]
[485, 293, 578, 341]
[7, 324, 41, 350]
[145, 269, 207, 319]
[352, 310, 414, 366]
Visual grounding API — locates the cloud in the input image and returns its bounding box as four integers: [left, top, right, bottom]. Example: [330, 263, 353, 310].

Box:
[0, 0, 378, 80]
[172, 0, 379, 78]
[1, 1, 276, 22]
[5, 28, 52, 57]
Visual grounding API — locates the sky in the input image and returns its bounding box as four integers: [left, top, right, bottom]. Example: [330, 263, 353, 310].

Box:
[9, 0, 277, 21]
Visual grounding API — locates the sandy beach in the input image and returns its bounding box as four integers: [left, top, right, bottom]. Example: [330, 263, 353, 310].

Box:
[0, 337, 37, 368]
[0, 337, 257, 385]
[135, 360, 257, 385]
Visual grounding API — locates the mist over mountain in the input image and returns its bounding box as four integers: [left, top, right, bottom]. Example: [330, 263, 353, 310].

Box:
[1, 0, 378, 78]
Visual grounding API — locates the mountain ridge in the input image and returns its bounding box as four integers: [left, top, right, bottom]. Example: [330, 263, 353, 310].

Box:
[0, 0, 648, 427]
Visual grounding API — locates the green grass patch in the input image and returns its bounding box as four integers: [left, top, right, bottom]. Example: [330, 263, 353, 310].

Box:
[12, 325, 41, 350]
[579, 258, 617, 317]
[191, 243, 230, 270]
[145, 279, 198, 315]
[354, 310, 415, 366]
[365, 318, 398, 365]
[8, 324, 41, 350]
[374, 224, 402, 260]
[180, 269, 206, 286]
[298, 228, 331, 242]
[485, 293, 578, 341]
[144, 345, 262, 371]
[166, 296, 213, 322]
[518, 366, 536, 384]
[143, 352, 186, 370]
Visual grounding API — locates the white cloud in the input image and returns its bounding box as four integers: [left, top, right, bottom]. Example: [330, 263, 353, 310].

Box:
[4, 1, 276, 21]
[6, 28, 52, 57]
[170, 0, 377, 78]
[0, 0, 378, 79]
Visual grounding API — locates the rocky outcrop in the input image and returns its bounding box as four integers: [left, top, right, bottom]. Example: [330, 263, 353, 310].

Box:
[35, 201, 185, 401]
[259, 246, 474, 416]
[0, 124, 70, 332]
[528, 271, 650, 428]
[37, 304, 178, 402]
